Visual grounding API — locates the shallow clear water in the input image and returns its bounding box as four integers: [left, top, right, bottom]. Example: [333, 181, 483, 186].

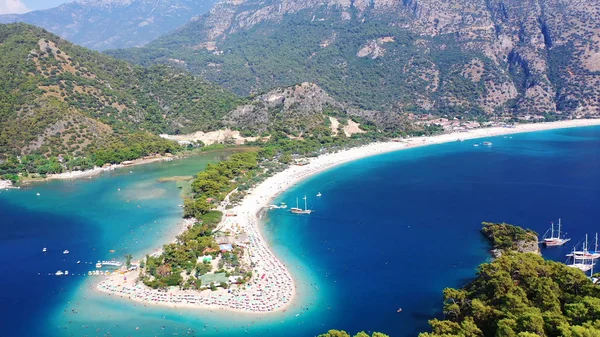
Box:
[2, 127, 600, 336]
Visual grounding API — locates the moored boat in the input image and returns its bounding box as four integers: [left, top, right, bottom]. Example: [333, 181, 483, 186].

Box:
[290, 195, 312, 214]
[567, 233, 600, 259]
[542, 219, 570, 247]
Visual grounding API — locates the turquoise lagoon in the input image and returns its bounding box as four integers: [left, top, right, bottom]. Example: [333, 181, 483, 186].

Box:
[2, 126, 600, 336]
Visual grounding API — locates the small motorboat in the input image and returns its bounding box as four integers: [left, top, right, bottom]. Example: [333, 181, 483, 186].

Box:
[63, 250, 69, 254]
[42, 247, 47, 252]
[397, 308, 403, 313]
[36, 193, 40, 196]
[473, 144, 479, 147]
[55, 270, 64, 276]
[317, 192, 322, 197]
[65, 270, 69, 275]
[76, 260, 81, 264]
[95, 262, 102, 268]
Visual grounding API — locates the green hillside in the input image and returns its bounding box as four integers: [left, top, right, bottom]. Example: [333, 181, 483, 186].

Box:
[0, 23, 241, 176]
[109, 10, 488, 114]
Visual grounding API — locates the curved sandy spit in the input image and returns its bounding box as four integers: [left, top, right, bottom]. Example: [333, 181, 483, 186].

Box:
[95, 119, 600, 313]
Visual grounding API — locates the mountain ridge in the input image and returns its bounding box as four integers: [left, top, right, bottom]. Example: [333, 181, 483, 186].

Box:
[1, 22, 401, 170]
[109, 0, 600, 119]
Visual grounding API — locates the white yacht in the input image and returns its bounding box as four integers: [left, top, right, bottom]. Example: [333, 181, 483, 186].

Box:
[63, 250, 70, 254]
[55, 270, 64, 276]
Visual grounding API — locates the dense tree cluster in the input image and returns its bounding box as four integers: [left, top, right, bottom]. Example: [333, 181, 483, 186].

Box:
[481, 222, 538, 251]
[142, 152, 260, 289]
[419, 252, 600, 337]
[0, 132, 179, 180]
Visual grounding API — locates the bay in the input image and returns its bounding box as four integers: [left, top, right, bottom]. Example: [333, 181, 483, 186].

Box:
[2, 126, 600, 336]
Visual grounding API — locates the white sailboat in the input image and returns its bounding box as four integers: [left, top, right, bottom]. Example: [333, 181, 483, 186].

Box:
[568, 234, 595, 272]
[567, 233, 600, 260]
[290, 195, 312, 214]
[542, 219, 571, 247]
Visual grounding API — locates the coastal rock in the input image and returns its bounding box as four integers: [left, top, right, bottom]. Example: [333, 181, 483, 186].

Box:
[0, 180, 14, 189]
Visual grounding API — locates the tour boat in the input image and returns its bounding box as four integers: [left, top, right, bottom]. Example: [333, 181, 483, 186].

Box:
[568, 246, 595, 272]
[567, 233, 600, 259]
[290, 195, 312, 214]
[55, 270, 64, 276]
[542, 219, 571, 247]
[63, 250, 70, 254]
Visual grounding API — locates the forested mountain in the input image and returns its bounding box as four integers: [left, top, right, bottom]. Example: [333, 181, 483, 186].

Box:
[0, 23, 240, 161]
[109, 0, 600, 119]
[0, 0, 217, 50]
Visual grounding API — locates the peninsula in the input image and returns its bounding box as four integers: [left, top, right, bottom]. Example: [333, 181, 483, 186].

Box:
[96, 119, 600, 313]
[419, 223, 600, 337]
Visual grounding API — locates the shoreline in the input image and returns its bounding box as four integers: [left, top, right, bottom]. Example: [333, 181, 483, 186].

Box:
[91, 118, 600, 313]
[4, 145, 258, 187]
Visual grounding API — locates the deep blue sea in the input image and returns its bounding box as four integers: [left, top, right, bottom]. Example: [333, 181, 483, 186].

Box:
[1, 126, 600, 337]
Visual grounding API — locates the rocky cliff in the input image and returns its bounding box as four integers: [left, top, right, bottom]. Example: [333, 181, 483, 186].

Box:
[112, 0, 600, 119]
[222, 82, 410, 134]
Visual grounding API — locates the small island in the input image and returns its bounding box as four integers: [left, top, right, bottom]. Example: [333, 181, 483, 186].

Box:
[480, 222, 540, 257]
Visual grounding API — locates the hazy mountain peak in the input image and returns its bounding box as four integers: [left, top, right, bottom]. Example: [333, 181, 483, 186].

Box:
[0, 0, 217, 50]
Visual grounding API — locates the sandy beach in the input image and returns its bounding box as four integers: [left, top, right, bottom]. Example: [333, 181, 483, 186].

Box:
[95, 118, 600, 313]
[17, 156, 176, 185]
